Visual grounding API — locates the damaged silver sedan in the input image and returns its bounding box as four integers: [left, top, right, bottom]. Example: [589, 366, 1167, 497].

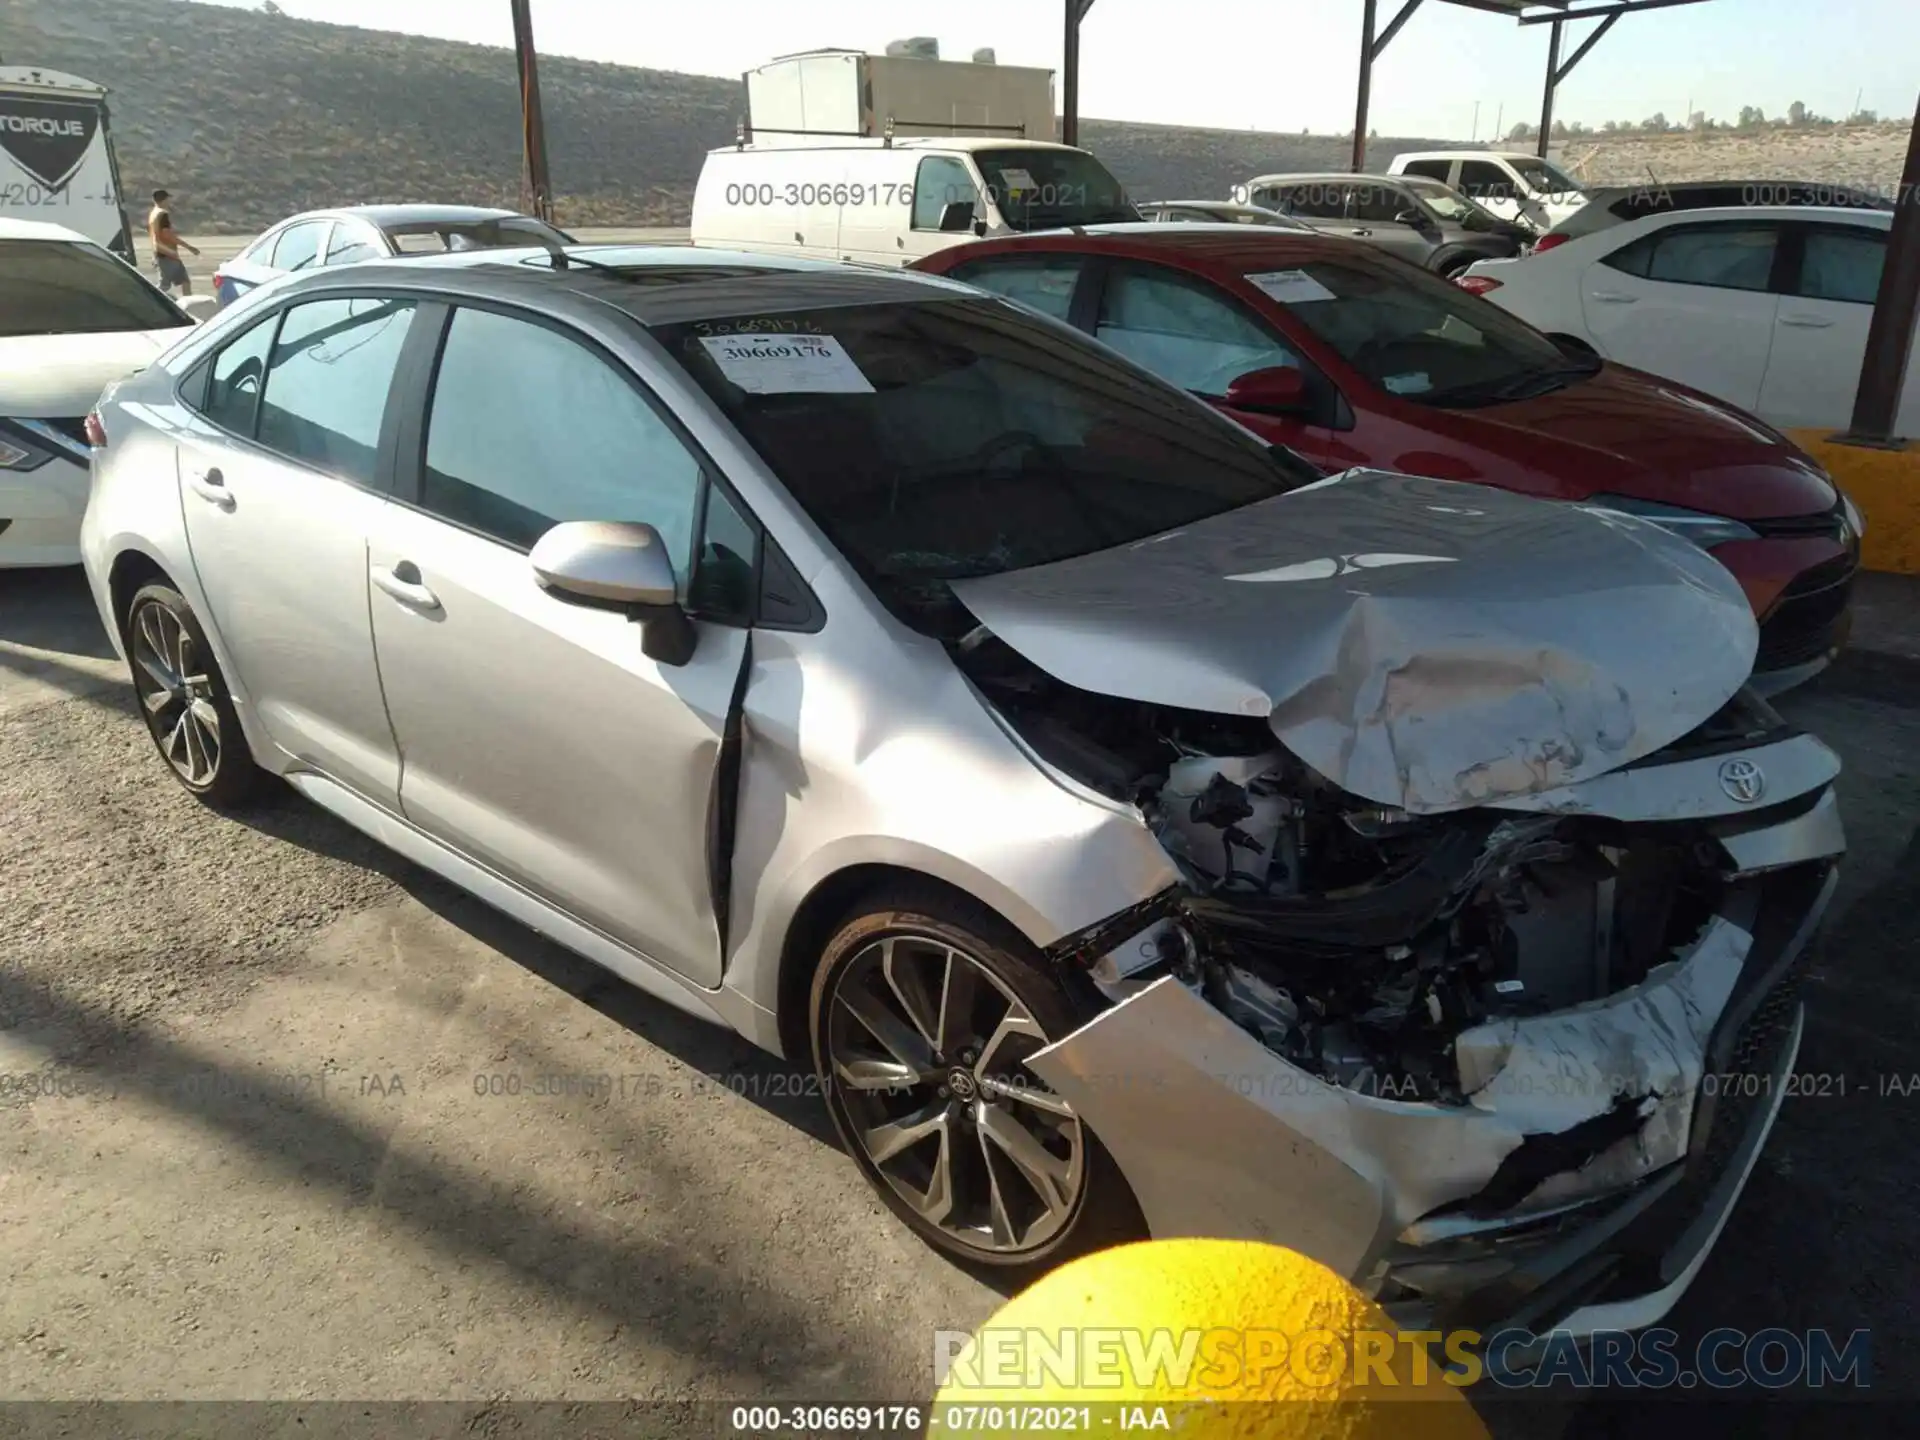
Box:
[83, 251, 1841, 1346]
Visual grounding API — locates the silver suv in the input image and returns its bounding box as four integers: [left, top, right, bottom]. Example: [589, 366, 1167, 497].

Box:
[82, 246, 1840, 1343]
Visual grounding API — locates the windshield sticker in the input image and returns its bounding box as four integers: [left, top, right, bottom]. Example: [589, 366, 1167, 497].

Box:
[698, 333, 875, 394]
[1383, 372, 1432, 395]
[998, 167, 1038, 192]
[1245, 270, 1338, 306]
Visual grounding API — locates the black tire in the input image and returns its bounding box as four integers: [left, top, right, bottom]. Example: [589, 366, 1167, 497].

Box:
[1430, 247, 1482, 280]
[809, 884, 1145, 1278]
[124, 581, 263, 809]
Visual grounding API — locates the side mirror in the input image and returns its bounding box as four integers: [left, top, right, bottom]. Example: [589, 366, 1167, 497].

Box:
[939, 200, 978, 233]
[530, 520, 697, 665]
[1394, 209, 1426, 227]
[1223, 365, 1312, 416]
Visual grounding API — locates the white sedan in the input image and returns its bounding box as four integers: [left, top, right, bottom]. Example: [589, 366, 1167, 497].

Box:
[1, 218, 199, 566]
[1459, 204, 1911, 434]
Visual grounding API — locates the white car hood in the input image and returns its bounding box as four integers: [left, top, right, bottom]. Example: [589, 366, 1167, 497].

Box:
[0, 329, 182, 417]
[950, 470, 1759, 814]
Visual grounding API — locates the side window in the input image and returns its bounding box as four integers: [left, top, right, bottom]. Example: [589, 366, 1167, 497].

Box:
[255, 297, 416, 485]
[687, 482, 759, 622]
[1095, 264, 1302, 395]
[1600, 232, 1657, 278]
[324, 224, 385, 266]
[948, 254, 1083, 322]
[201, 313, 278, 436]
[1288, 183, 1347, 220]
[1457, 162, 1514, 202]
[1645, 225, 1779, 292]
[1400, 160, 1452, 183]
[1250, 185, 1287, 211]
[1797, 228, 1885, 304]
[912, 157, 980, 231]
[421, 307, 703, 567]
[1350, 183, 1408, 224]
[270, 221, 328, 273]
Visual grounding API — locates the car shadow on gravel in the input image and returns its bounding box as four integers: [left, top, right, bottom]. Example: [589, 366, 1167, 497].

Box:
[0, 965, 882, 1401]
[233, 782, 844, 1151]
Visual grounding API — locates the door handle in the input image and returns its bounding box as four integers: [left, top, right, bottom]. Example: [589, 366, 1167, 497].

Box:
[185, 467, 234, 508]
[1349, 228, 1373, 237]
[1589, 291, 1639, 304]
[372, 561, 441, 611]
[1779, 313, 1834, 329]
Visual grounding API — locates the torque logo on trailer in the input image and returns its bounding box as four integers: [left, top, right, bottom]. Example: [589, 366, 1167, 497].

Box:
[0, 97, 99, 191]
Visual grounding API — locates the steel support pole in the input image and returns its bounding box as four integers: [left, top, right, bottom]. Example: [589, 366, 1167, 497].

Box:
[1352, 0, 1377, 172]
[1843, 93, 1920, 445]
[510, 0, 554, 224]
[1062, 0, 1097, 147]
[1537, 20, 1562, 157]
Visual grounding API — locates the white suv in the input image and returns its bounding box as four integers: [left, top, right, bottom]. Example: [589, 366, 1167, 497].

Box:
[1389, 151, 1592, 234]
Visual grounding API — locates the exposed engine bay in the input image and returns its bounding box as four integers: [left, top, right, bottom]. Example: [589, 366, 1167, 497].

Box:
[957, 628, 1768, 1104]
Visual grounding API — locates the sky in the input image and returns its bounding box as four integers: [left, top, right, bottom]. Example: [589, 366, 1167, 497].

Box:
[195, 0, 1917, 140]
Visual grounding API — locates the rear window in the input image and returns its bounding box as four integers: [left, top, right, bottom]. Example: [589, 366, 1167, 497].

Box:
[383, 218, 574, 254]
[0, 239, 191, 338]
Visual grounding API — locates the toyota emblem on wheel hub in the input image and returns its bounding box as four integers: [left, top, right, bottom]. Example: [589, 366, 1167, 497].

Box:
[1719, 758, 1766, 804]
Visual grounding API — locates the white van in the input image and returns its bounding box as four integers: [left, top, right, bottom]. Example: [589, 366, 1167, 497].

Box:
[691, 137, 1138, 267]
[1386, 151, 1591, 234]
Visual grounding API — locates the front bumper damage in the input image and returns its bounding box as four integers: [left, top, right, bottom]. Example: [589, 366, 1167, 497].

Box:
[1030, 776, 1842, 1344]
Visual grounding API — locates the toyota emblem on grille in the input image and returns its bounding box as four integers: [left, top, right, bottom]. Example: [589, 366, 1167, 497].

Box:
[1719, 758, 1766, 804]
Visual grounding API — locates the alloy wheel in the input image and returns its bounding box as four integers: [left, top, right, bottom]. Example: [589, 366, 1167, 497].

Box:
[826, 933, 1086, 1256]
[130, 600, 222, 787]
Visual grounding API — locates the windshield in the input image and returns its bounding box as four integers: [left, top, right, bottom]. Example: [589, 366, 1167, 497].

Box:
[1398, 177, 1497, 231]
[1510, 158, 1587, 199]
[971, 148, 1139, 231]
[0, 239, 191, 338]
[388, 218, 575, 254]
[1258, 258, 1595, 408]
[656, 298, 1311, 632]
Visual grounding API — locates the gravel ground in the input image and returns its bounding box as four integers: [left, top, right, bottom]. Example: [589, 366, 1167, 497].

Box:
[2, 565, 1918, 1432]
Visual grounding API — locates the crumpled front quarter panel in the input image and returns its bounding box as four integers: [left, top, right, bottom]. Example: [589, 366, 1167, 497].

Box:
[953, 471, 1758, 813]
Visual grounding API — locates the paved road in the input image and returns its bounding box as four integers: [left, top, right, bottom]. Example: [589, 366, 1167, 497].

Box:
[2, 565, 1918, 1420]
[132, 226, 692, 294]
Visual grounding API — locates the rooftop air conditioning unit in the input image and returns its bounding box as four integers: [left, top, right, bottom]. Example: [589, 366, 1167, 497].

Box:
[972, 48, 997, 64]
[884, 37, 940, 60]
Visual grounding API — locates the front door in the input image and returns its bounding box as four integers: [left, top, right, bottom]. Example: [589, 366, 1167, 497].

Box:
[176, 293, 417, 804]
[1580, 219, 1785, 414]
[368, 303, 746, 985]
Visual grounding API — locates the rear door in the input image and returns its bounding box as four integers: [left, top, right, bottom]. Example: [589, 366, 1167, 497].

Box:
[367, 302, 751, 985]
[1758, 220, 1895, 430]
[1579, 218, 1786, 412]
[174, 292, 415, 804]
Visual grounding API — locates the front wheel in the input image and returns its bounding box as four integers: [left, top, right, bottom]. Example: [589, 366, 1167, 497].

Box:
[809, 887, 1144, 1274]
[125, 582, 262, 809]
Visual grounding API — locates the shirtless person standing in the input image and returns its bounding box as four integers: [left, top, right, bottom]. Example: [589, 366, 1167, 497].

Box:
[147, 189, 200, 296]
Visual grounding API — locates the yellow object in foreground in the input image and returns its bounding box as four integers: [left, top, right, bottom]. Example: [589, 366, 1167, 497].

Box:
[933, 1238, 1491, 1440]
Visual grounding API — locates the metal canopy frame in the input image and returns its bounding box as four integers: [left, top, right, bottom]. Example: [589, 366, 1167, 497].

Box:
[1057, 0, 1715, 170]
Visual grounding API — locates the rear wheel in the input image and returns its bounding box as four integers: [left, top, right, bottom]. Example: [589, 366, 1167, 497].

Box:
[810, 887, 1144, 1274]
[125, 582, 262, 809]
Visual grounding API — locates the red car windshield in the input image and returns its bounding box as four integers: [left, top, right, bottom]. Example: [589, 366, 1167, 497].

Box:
[1259, 258, 1596, 407]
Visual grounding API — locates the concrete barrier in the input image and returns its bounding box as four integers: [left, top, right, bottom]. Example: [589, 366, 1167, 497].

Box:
[1789, 430, 1920, 575]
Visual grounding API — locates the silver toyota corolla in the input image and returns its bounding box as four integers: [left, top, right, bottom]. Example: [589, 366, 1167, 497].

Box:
[81, 245, 1842, 1349]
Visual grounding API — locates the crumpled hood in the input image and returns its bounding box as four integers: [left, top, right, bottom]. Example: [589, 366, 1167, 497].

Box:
[0, 329, 181, 417]
[950, 470, 1758, 814]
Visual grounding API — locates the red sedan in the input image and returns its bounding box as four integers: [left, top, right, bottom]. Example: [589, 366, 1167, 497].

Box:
[912, 225, 1860, 692]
